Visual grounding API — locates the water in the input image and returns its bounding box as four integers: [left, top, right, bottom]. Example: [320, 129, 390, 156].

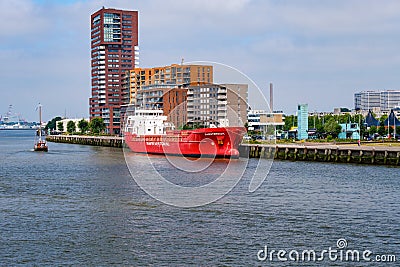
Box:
[1, 130, 399, 266]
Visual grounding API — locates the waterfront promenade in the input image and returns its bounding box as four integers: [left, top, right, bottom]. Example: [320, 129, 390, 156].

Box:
[46, 135, 400, 166]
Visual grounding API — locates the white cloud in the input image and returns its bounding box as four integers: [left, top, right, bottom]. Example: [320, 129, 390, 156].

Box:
[1, 0, 400, 121]
[0, 0, 49, 38]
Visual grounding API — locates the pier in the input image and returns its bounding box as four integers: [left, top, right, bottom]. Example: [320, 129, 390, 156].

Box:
[47, 135, 400, 166]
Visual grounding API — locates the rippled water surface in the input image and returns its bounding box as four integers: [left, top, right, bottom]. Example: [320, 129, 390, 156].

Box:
[0, 130, 399, 266]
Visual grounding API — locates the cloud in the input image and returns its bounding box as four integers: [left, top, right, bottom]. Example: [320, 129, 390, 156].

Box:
[1, 0, 400, 121]
[0, 0, 49, 39]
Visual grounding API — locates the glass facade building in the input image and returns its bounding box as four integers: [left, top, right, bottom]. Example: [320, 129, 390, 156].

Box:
[297, 104, 308, 140]
[354, 90, 400, 112]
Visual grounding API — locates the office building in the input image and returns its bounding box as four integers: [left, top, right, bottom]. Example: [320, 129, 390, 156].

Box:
[380, 90, 400, 111]
[89, 7, 139, 134]
[247, 110, 284, 135]
[354, 90, 400, 112]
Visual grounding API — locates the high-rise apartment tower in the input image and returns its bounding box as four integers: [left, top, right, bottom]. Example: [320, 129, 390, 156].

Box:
[89, 7, 139, 134]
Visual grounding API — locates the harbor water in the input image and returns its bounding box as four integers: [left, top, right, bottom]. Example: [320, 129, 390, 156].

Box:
[1, 130, 399, 266]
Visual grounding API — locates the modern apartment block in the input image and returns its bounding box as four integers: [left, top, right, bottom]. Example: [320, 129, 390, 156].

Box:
[186, 84, 248, 127]
[127, 64, 213, 106]
[354, 90, 400, 112]
[89, 7, 139, 134]
[221, 84, 248, 126]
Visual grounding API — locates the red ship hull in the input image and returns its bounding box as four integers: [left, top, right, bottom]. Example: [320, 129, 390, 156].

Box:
[124, 127, 246, 158]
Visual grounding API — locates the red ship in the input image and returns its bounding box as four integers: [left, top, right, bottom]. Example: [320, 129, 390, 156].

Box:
[123, 109, 246, 158]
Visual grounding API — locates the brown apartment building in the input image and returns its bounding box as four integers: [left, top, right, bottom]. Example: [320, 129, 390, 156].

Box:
[89, 7, 138, 134]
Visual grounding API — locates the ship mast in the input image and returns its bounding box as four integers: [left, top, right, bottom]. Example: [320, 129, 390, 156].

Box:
[37, 103, 42, 140]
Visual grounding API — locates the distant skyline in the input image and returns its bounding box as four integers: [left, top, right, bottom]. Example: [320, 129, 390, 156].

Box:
[1, 0, 400, 121]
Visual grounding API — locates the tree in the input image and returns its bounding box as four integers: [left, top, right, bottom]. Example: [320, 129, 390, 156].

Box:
[324, 119, 341, 138]
[89, 117, 106, 134]
[378, 120, 386, 136]
[369, 125, 377, 135]
[284, 115, 297, 131]
[57, 121, 64, 132]
[45, 116, 62, 130]
[380, 114, 388, 122]
[67, 120, 76, 134]
[78, 119, 89, 134]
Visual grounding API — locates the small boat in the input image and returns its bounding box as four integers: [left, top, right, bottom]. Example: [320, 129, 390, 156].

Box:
[123, 109, 246, 158]
[34, 104, 48, 152]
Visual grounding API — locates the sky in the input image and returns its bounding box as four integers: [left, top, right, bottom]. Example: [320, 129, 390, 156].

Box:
[1, 0, 400, 122]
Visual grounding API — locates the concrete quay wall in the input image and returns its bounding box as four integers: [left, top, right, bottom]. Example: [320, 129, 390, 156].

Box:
[46, 135, 123, 148]
[240, 143, 400, 166]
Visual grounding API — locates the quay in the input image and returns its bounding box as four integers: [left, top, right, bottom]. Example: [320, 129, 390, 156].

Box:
[240, 143, 400, 167]
[46, 135, 123, 148]
[46, 135, 400, 166]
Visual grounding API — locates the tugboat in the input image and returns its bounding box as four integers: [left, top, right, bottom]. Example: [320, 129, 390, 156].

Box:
[124, 109, 246, 158]
[34, 104, 48, 152]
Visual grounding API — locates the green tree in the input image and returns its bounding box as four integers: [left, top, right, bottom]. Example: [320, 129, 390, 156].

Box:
[57, 121, 64, 132]
[324, 119, 341, 138]
[378, 120, 386, 136]
[67, 120, 76, 134]
[369, 125, 377, 135]
[45, 116, 62, 130]
[89, 117, 106, 134]
[379, 115, 388, 123]
[78, 119, 89, 134]
[284, 115, 297, 131]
